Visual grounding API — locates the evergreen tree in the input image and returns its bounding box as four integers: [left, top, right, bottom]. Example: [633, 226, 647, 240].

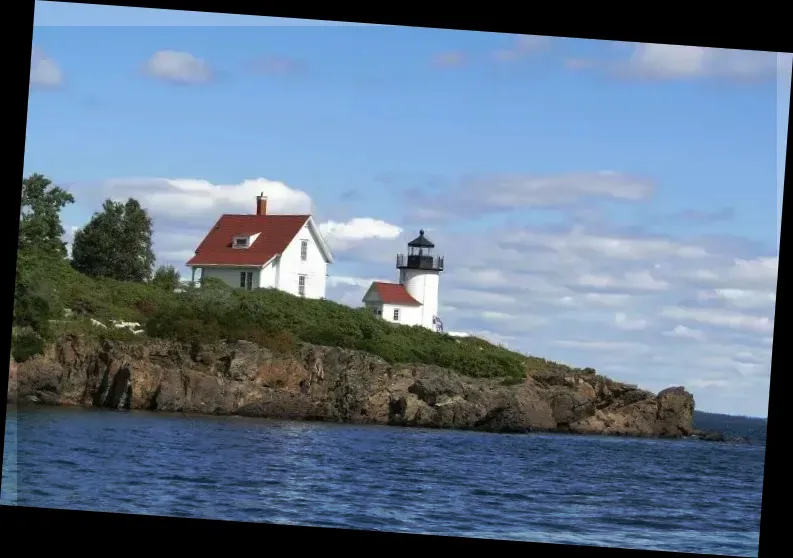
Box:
[71, 198, 155, 282]
[19, 173, 75, 258]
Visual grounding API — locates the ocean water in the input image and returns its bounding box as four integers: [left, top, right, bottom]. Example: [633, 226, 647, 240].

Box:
[1, 404, 764, 556]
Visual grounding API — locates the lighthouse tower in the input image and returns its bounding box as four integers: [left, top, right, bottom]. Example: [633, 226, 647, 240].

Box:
[396, 230, 445, 331]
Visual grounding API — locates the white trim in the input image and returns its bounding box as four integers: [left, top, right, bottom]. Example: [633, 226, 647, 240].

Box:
[187, 255, 276, 270]
[305, 216, 334, 264]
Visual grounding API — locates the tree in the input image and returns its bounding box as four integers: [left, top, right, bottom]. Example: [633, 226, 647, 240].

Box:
[151, 265, 181, 291]
[19, 173, 75, 258]
[14, 174, 74, 346]
[71, 198, 155, 282]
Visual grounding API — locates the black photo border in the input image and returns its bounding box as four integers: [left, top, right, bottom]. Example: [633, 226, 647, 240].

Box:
[2, 1, 788, 557]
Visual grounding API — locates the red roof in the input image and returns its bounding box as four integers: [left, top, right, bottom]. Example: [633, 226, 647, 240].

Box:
[186, 214, 310, 267]
[369, 281, 422, 306]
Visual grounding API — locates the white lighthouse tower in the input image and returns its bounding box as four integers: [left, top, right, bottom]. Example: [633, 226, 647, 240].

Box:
[396, 230, 444, 331]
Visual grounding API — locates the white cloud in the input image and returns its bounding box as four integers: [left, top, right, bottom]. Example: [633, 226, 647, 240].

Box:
[569, 42, 788, 83]
[63, 225, 80, 258]
[327, 275, 379, 288]
[728, 256, 779, 285]
[614, 312, 649, 331]
[30, 47, 63, 88]
[411, 172, 654, 220]
[554, 340, 651, 354]
[443, 288, 517, 310]
[689, 378, 730, 390]
[697, 288, 776, 309]
[145, 50, 212, 84]
[663, 325, 705, 341]
[476, 171, 653, 207]
[513, 226, 707, 261]
[103, 177, 312, 221]
[319, 218, 403, 251]
[624, 43, 780, 81]
[660, 306, 774, 334]
[683, 256, 778, 290]
[577, 270, 669, 292]
[492, 35, 550, 62]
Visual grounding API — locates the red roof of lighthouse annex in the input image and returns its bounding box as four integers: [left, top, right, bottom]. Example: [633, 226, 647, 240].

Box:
[186, 214, 311, 267]
[369, 281, 422, 306]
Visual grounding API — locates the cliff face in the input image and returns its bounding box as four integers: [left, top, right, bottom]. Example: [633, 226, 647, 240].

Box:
[7, 336, 695, 438]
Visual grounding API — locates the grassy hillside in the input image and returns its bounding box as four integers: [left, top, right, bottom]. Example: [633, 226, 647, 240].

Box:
[12, 256, 586, 380]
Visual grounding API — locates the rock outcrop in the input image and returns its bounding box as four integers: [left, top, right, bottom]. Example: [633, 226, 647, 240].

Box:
[7, 335, 696, 438]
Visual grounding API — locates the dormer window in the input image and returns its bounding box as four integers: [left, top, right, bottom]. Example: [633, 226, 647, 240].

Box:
[232, 232, 260, 249]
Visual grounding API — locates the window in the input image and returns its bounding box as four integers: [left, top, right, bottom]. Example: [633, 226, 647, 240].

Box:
[393, 308, 400, 321]
[298, 275, 306, 297]
[300, 240, 308, 261]
[233, 237, 249, 248]
[240, 271, 253, 290]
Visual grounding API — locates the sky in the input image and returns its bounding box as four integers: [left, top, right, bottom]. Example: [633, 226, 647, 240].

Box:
[26, 1, 790, 417]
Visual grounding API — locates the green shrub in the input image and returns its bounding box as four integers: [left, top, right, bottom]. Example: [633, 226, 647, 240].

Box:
[16, 256, 579, 379]
[11, 328, 45, 362]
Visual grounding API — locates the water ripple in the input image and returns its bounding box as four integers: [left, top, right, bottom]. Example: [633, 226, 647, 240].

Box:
[2, 405, 763, 557]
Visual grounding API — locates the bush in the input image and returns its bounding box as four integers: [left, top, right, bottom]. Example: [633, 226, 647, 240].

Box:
[11, 328, 46, 362]
[19, 257, 579, 380]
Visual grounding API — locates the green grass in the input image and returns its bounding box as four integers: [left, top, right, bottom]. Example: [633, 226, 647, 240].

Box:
[13, 256, 586, 379]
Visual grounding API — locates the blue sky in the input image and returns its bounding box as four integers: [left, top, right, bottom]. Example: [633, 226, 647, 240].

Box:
[26, 1, 789, 417]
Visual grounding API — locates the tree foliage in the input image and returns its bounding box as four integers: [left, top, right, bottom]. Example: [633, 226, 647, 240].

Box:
[14, 174, 75, 349]
[151, 265, 181, 292]
[19, 173, 75, 259]
[71, 198, 155, 282]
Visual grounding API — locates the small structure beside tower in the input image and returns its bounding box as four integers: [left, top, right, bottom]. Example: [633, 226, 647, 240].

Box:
[361, 230, 445, 332]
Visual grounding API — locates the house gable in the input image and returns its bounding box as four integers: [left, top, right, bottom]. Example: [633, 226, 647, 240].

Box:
[304, 216, 333, 264]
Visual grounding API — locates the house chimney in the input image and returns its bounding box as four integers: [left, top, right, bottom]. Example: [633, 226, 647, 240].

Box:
[256, 192, 267, 215]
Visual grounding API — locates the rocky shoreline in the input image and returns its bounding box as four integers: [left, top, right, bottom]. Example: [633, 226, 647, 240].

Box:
[8, 335, 704, 439]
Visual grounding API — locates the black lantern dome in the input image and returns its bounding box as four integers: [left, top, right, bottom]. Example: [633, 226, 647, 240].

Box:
[396, 229, 444, 271]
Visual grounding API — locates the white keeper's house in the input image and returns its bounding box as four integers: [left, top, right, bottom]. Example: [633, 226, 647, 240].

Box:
[186, 194, 333, 298]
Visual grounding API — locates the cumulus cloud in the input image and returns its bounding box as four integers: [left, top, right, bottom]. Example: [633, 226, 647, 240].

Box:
[145, 50, 213, 84]
[319, 218, 403, 251]
[660, 306, 774, 334]
[576, 270, 670, 292]
[663, 325, 705, 341]
[511, 226, 708, 261]
[614, 312, 649, 331]
[492, 34, 550, 62]
[101, 177, 312, 223]
[30, 47, 63, 88]
[569, 42, 788, 82]
[697, 288, 776, 310]
[408, 171, 654, 221]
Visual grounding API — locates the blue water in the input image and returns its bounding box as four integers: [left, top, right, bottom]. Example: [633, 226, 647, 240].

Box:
[1, 404, 764, 556]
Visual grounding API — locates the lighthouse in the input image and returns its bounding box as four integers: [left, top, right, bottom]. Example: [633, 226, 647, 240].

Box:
[362, 229, 445, 331]
[397, 229, 445, 329]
